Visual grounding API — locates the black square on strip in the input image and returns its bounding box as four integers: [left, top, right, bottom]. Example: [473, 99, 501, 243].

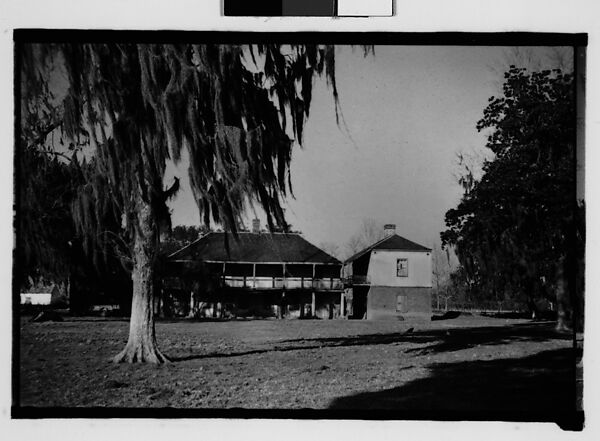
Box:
[224, 0, 283, 16]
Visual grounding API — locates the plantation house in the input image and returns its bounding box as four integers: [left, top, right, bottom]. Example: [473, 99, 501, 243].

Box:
[343, 225, 432, 320]
[162, 220, 344, 319]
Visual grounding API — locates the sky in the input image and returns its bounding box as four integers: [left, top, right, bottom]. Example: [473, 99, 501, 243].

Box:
[165, 45, 570, 257]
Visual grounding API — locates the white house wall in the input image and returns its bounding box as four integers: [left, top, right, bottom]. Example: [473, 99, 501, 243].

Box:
[367, 250, 432, 287]
[20, 293, 52, 305]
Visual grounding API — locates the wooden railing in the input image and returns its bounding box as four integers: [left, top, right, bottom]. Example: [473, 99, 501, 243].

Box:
[223, 276, 343, 290]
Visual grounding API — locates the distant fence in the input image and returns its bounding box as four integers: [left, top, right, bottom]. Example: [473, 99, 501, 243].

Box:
[434, 299, 530, 314]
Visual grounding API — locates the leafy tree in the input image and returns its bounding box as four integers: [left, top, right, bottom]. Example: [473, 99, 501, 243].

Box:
[441, 66, 582, 330]
[17, 45, 121, 307]
[17, 145, 80, 287]
[17, 133, 133, 313]
[20, 42, 353, 362]
[17, 46, 75, 287]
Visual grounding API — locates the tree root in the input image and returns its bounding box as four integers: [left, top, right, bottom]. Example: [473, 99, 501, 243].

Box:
[112, 343, 170, 364]
[555, 322, 572, 333]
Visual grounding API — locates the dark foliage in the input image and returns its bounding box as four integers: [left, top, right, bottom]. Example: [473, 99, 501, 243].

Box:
[160, 225, 210, 257]
[19, 43, 363, 361]
[17, 145, 81, 287]
[441, 67, 583, 316]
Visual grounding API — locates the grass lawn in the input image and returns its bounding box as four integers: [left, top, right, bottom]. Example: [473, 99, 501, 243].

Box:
[16, 315, 578, 417]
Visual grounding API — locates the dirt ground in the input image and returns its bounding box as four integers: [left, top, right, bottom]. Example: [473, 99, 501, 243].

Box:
[17, 315, 578, 416]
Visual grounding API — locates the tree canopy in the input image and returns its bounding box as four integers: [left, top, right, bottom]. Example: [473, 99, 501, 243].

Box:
[17, 145, 81, 286]
[19, 42, 353, 362]
[53, 44, 342, 237]
[441, 66, 582, 320]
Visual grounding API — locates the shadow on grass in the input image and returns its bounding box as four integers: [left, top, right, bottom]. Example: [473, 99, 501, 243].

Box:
[328, 347, 580, 428]
[280, 321, 571, 354]
[402, 322, 572, 355]
[170, 322, 571, 362]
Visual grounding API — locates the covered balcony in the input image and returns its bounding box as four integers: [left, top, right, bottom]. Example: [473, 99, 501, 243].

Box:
[213, 262, 342, 291]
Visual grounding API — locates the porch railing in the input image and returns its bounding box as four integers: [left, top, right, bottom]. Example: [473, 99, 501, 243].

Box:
[223, 276, 342, 290]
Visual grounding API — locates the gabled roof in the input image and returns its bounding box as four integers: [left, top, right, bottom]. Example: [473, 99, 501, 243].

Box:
[168, 232, 340, 264]
[345, 234, 431, 263]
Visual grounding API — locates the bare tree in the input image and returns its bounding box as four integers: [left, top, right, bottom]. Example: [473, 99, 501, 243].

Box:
[487, 46, 574, 92]
[345, 218, 385, 258]
[432, 243, 459, 310]
[431, 243, 446, 310]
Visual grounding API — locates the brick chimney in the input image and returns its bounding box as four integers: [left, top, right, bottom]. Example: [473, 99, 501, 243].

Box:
[252, 218, 261, 234]
[384, 224, 396, 238]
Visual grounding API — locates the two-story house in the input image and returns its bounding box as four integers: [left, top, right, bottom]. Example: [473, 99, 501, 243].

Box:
[343, 224, 432, 320]
[162, 219, 344, 319]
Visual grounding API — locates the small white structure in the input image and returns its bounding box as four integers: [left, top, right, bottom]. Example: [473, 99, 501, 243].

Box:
[20, 285, 63, 306]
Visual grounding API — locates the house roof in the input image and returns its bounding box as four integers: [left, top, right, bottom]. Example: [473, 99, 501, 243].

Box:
[345, 234, 431, 263]
[168, 232, 340, 265]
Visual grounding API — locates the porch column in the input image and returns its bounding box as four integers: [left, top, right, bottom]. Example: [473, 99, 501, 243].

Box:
[252, 263, 256, 289]
[312, 263, 317, 316]
[279, 291, 286, 319]
[189, 290, 195, 317]
[217, 262, 225, 317]
[283, 263, 287, 318]
[340, 292, 345, 319]
[282, 263, 286, 289]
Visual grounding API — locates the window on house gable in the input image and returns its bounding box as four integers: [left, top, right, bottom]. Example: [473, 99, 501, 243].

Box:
[396, 258, 408, 277]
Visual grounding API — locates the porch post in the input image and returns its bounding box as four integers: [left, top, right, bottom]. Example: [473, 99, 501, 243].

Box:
[283, 263, 287, 318]
[282, 263, 286, 288]
[279, 291, 286, 319]
[217, 262, 226, 318]
[312, 263, 317, 317]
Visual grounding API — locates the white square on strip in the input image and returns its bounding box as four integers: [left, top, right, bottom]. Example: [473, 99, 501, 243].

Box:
[337, 0, 392, 16]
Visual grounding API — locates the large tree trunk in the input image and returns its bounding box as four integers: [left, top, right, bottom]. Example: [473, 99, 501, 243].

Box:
[113, 202, 168, 363]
